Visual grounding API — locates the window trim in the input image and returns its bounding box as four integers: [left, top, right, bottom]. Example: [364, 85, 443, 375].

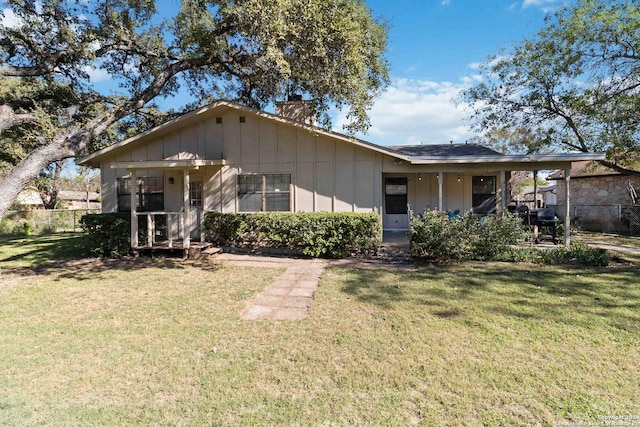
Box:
[385, 177, 408, 215]
[237, 173, 292, 212]
[117, 176, 165, 212]
[472, 175, 497, 215]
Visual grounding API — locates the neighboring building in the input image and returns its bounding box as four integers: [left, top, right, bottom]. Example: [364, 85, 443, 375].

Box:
[58, 190, 101, 210]
[15, 187, 45, 210]
[78, 100, 604, 250]
[549, 161, 640, 233]
[516, 184, 557, 210]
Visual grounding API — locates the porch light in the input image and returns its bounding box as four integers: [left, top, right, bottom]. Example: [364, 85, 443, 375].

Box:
[418, 174, 422, 181]
[168, 177, 174, 185]
[457, 175, 461, 182]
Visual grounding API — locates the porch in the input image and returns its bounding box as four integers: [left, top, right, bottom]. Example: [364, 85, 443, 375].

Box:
[131, 210, 212, 258]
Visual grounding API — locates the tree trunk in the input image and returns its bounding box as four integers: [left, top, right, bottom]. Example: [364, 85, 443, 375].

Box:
[0, 142, 74, 219]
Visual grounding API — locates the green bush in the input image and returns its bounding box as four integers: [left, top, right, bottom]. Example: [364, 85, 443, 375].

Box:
[410, 210, 526, 262]
[202, 211, 382, 258]
[501, 243, 610, 266]
[80, 213, 131, 258]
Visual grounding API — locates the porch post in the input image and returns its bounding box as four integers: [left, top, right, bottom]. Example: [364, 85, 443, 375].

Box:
[533, 170, 539, 238]
[183, 169, 191, 250]
[438, 172, 443, 211]
[130, 169, 138, 248]
[564, 168, 571, 246]
[500, 170, 507, 214]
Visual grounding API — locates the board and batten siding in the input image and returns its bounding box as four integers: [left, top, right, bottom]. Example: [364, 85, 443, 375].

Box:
[99, 108, 383, 215]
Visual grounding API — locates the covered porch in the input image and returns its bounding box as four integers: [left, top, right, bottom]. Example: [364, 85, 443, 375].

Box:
[381, 152, 606, 246]
[111, 159, 226, 257]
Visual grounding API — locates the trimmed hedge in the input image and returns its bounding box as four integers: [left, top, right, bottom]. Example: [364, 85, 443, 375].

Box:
[80, 213, 131, 258]
[203, 211, 382, 258]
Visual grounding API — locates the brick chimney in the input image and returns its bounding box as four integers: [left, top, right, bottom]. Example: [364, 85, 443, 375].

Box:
[275, 95, 317, 126]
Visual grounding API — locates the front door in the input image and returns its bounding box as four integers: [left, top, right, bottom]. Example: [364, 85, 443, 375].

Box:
[189, 175, 203, 240]
[383, 177, 409, 230]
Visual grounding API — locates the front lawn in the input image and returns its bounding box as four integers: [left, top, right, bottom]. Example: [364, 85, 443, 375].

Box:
[0, 235, 638, 425]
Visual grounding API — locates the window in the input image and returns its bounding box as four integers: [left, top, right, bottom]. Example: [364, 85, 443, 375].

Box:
[385, 177, 408, 214]
[472, 176, 496, 214]
[238, 174, 291, 212]
[117, 177, 164, 212]
[190, 181, 203, 208]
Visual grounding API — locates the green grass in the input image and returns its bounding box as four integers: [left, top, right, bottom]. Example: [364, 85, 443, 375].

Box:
[0, 235, 639, 425]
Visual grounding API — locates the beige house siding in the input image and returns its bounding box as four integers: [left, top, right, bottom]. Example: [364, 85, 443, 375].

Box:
[98, 108, 383, 215]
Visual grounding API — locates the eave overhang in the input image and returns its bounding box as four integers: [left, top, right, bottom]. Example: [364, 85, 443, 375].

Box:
[110, 159, 226, 170]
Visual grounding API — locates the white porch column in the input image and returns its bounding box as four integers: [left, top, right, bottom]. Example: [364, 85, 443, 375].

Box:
[533, 170, 539, 238]
[183, 169, 191, 249]
[438, 172, 443, 211]
[130, 169, 138, 248]
[564, 168, 571, 246]
[500, 170, 507, 214]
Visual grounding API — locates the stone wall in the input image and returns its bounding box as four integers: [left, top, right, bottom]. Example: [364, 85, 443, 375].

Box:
[555, 174, 639, 233]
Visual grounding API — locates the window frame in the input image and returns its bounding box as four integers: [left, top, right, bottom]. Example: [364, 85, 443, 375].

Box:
[117, 176, 165, 212]
[385, 177, 408, 215]
[237, 173, 292, 212]
[472, 175, 497, 215]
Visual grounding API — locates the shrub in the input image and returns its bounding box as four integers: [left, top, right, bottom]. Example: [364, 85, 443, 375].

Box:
[410, 210, 526, 262]
[80, 213, 131, 258]
[202, 211, 381, 258]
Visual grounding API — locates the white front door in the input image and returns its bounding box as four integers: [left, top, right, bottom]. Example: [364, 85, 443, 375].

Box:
[189, 175, 203, 240]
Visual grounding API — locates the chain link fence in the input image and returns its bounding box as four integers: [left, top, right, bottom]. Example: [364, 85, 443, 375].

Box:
[1, 209, 102, 234]
[571, 204, 640, 236]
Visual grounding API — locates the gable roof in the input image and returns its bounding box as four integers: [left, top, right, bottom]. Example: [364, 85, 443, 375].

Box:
[78, 100, 409, 167]
[78, 99, 607, 169]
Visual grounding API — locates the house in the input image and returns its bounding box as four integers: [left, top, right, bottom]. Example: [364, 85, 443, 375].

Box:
[57, 190, 101, 210]
[549, 161, 640, 234]
[516, 184, 557, 210]
[78, 100, 604, 252]
[15, 187, 45, 210]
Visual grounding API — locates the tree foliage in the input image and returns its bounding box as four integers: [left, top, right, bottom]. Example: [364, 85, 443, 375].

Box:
[0, 0, 389, 218]
[461, 0, 640, 175]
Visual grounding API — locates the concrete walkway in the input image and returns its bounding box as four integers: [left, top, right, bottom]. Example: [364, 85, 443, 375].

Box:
[215, 254, 327, 320]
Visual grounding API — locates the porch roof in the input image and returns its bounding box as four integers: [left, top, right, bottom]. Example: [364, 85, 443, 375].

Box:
[110, 159, 226, 170]
[404, 152, 606, 170]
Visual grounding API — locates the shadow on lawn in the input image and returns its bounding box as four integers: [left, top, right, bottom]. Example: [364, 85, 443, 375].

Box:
[0, 233, 212, 280]
[339, 263, 640, 331]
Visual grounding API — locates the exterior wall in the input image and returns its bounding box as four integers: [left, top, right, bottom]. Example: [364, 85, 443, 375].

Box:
[556, 174, 639, 232]
[99, 109, 384, 215]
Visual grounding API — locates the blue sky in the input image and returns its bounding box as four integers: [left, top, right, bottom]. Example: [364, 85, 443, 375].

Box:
[334, 0, 563, 147]
[1, 0, 564, 147]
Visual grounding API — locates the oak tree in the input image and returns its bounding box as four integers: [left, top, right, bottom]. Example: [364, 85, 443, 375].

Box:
[461, 0, 640, 175]
[0, 0, 389, 218]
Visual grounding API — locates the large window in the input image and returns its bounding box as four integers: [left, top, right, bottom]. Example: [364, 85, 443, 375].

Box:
[117, 177, 164, 212]
[385, 177, 408, 214]
[472, 176, 496, 215]
[238, 174, 291, 212]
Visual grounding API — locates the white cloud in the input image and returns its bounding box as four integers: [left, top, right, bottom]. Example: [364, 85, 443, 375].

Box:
[440, 0, 451, 5]
[1, 8, 21, 27]
[334, 76, 478, 147]
[82, 65, 110, 83]
[521, 0, 560, 12]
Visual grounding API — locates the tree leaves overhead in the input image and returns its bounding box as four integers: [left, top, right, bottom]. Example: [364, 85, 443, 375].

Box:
[0, 0, 389, 218]
[461, 0, 640, 175]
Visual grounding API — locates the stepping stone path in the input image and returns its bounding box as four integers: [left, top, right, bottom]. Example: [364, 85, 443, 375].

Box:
[212, 254, 327, 320]
[243, 260, 327, 320]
